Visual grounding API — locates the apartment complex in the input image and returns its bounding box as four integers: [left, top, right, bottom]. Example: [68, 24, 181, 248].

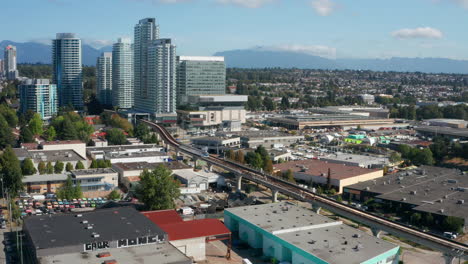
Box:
[96, 52, 113, 106]
[52, 33, 83, 109]
[4, 45, 18, 80]
[19, 79, 58, 120]
[112, 38, 134, 109]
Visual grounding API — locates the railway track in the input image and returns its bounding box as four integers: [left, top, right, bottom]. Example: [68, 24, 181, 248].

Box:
[142, 120, 468, 257]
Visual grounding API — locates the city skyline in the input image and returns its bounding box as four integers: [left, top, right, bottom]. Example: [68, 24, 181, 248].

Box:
[2, 0, 468, 60]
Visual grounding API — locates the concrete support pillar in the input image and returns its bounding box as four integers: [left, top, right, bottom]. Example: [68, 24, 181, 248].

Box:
[443, 254, 455, 264]
[272, 189, 279, 203]
[371, 228, 383, 239]
[208, 164, 213, 171]
[311, 203, 321, 214]
[236, 176, 243, 192]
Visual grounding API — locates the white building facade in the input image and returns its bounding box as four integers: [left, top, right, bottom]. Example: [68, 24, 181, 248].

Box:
[112, 38, 134, 109]
[96, 52, 112, 106]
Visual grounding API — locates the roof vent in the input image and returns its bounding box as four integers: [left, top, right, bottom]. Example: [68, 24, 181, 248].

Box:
[76, 214, 83, 217]
[352, 234, 361, 238]
[401, 197, 406, 201]
[86, 225, 93, 230]
[92, 233, 100, 238]
[81, 220, 88, 224]
[439, 209, 444, 213]
[457, 200, 464, 204]
[410, 190, 417, 195]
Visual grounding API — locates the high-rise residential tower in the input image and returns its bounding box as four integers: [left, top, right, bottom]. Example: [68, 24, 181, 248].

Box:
[19, 79, 58, 120]
[96, 52, 113, 106]
[134, 18, 159, 110]
[112, 38, 134, 109]
[4, 45, 19, 80]
[52, 33, 83, 110]
[134, 39, 176, 116]
[176, 56, 226, 105]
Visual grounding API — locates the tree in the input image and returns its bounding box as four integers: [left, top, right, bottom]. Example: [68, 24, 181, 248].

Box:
[443, 216, 464, 233]
[38, 161, 47, 174]
[73, 180, 83, 199]
[97, 159, 109, 168]
[65, 162, 73, 172]
[226, 149, 235, 160]
[264, 158, 274, 174]
[263, 97, 276, 111]
[29, 113, 43, 135]
[410, 213, 422, 225]
[326, 168, 331, 190]
[0, 147, 24, 196]
[75, 160, 85, 170]
[54, 161, 64, 174]
[19, 126, 34, 143]
[280, 96, 290, 110]
[108, 189, 121, 200]
[424, 213, 434, 226]
[46, 161, 54, 174]
[0, 114, 14, 148]
[389, 152, 402, 163]
[44, 126, 57, 141]
[135, 123, 150, 140]
[246, 152, 263, 169]
[413, 148, 434, 166]
[235, 150, 245, 164]
[106, 128, 127, 145]
[0, 104, 18, 127]
[57, 176, 78, 200]
[61, 118, 78, 140]
[90, 159, 98, 169]
[136, 165, 181, 210]
[22, 158, 37, 175]
[284, 169, 295, 183]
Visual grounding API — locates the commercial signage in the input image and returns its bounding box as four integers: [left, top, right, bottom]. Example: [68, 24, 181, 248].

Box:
[83, 235, 165, 251]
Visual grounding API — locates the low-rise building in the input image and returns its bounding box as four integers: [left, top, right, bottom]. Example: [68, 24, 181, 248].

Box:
[415, 126, 468, 140]
[23, 207, 191, 264]
[191, 136, 241, 154]
[71, 168, 118, 194]
[344, 166, 468, 232]
[320, 152, 390, 169]
[143, 210, 231, 262]
[41, 140, 87, 159]
[87, 144, 164, 160]
[23, 174, 68, 194]
[105, 151, 169, 164]
[218, 131, 304, 149]
[224, 202, 400, 264]
[268, 115, 395, 130]
[14, 148, 87, 171]
[274, 159, 384, 193]
[424, 119, 468, 129]
[173, 168, 224, 194]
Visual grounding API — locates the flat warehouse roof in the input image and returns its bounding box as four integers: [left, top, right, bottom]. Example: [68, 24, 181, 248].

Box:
[24, 207, 166, 250]
[226, 202, 398, 264]
[38, 242, 192, 264]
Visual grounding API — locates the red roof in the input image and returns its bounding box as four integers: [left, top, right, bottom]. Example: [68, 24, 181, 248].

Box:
[142, 210, 230, 241]
[142, 210, 183, 226]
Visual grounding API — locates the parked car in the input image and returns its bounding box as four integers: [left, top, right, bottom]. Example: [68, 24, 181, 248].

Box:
[443, 232, 457, 239]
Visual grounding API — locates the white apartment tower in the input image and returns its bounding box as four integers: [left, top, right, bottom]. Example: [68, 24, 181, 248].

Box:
[96, 52, 113, 106]
[52, 33, 83, 110]
[112, 38, 134, 109]
[134, 18, 159, 110]
[4, 45, 19, 80]
[144, 39, 177, 115]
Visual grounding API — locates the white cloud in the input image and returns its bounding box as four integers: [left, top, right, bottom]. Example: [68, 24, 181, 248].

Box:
[310, 0, 337, 16]
[256, 44, 337, 59]
[83, 39, 114, 48]
[216, 0, 273, 8]
[391, 27, 443, 39]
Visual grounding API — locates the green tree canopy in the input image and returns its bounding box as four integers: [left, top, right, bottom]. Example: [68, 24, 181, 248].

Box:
[136, 165, 181, 210]
[90, 159, 98, 169]
[65, 162, 73, 172]
[235, 150, 245, 164]
[22, 158, 37, 175]
[108, 189, 121, 200]
[57, 176, 82, 200]
[38, 161, 47, 174]
[264, 158, 274, 174]
[106, 128, 127, 145]
[46, 161, 54, 174]
[19, 126, 34, 143]
[29, 113, 43, 135]
[75, 160, 85, 170]
[0, 103, 18, 127]
[0, 114, 14, 148]
[54, 161, 64, 174]
[0, 147, 24, 195]
[44, 126, 57, 141]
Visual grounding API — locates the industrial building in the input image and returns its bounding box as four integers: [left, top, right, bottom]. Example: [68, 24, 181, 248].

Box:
[14, 148, 87, 171]
[267, 115, 395, 130]
[224, 202, 400, 264]
[86, 144, 164, 160]
[320, 152, 391, 169]
[415, 126, 468, 140]
[274, 159, 384, 193]
[191, 136, 241, 154]
[217, 130, 304, 149]
[424, 119, 468, 129]
[343, 166, 468, 232]
[23, 207, 192, 264]
[143, 209, 231, 262]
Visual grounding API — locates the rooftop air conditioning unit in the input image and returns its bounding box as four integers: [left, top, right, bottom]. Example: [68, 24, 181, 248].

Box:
[92, 233, 100, 238]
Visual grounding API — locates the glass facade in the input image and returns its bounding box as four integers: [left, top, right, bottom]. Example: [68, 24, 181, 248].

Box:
[96, 52, 113, 106]
[112, 38, 134, 109]
[19, 80, 58, 120]
[177, 56, 226, 105]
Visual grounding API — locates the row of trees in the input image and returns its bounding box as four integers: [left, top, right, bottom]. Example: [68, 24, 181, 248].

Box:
[390, 104, 468, 121]
[22, 159, 86, 176]
[226, 146, 274, 174]
[50, 111, 94, 142]
[397, 145, 434, 166]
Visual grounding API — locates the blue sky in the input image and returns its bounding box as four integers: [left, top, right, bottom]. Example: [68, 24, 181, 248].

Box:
[3, 0, 468, 59]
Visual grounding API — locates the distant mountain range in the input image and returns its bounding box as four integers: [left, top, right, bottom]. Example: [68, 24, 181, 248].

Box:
[0, 40, 112, 66]
[2, 40, 468, 73]
[214, 49, 468, 74]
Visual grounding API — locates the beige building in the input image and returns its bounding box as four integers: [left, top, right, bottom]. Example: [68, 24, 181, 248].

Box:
[274, 159, 383, 193]
[41, 140, 87, 159]
[177, 108, 246, 131]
